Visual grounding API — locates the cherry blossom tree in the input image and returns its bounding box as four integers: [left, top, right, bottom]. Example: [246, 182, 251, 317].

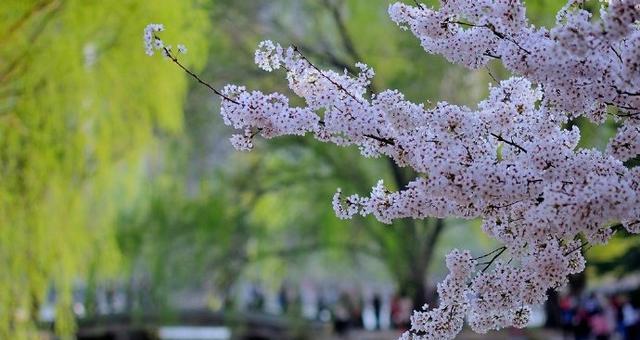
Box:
[145, 0, 640, 338]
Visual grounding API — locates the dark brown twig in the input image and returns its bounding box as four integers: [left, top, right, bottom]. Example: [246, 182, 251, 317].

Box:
[158, 41, 240, 105]
[449, 20, 531, 55]
[480, 246, 507, 272]
[490, 133, 528, 153]
[473, 246, 507, 261]
[292, 45, 363, 103]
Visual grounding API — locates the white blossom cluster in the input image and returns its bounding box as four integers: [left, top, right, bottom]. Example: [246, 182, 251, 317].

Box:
[388, 0, 640, 165]
[143, 23, 187, 57]
[143, 23, 165, 56]
[146, 0, 640, 339]
[400, 249, 473, 339]
[387, 1, 640, 113]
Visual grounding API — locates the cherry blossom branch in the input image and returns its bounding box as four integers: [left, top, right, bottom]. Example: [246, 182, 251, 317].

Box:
[448, 20, 531, 55]
[479, 246, 507, 272]
[563, 224, 625, 256]
[613, 85, 640, 97]
[145, 4, 640, 335]
[155, 43, 405, 152]
[610, 46, 623, 63]
[473, 246, 507, 261]
[412, 0, 425, 10]
[485, 65, 499, 83]
[156, 38, 408, 153]
[362, 133, 396, 146]
[157, 40, 240, 105]
[490, 133, 528, 153]
[292, 45, 364, 103]
[563, 240, 590, 256]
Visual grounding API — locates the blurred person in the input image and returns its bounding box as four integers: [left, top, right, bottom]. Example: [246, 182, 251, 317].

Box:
[589, 308, 612, 340]
[559, 293, 577, 340]
[390, 293, 401, 329]
[611, 294, 625, 338]
[601, 294, 617, 339]
[399, 295, 412, 330]
[584, 292, 600, 314]
[317, 293, 332, 323]
[372, 293, 382, 330]
[278, 283, 289, 314]
[390, 290, 412, 331]
[290, 288, 304, 317]
[622, 297, 639, 340]
[248, 284, 265, 312]
[573, 304, 591, 340]
[334, 292, 351, 337]
[348, 293, 364, 329]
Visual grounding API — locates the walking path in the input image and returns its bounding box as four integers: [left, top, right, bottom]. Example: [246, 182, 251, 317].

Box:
[323, 328, 564, 340]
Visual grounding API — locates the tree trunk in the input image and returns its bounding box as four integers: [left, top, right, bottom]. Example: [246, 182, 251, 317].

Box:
[393, 218, 445, 310]
[409, 268, 429, 310]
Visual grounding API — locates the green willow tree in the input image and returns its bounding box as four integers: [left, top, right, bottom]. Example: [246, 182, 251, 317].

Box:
[0, 0, 209, 337]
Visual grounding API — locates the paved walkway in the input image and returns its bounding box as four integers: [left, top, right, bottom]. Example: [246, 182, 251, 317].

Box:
[323, 328, 564, 340]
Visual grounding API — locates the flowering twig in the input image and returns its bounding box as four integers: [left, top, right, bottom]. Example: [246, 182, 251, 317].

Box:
[157, 40, 240, 105]
[448, 20, 532, 55]
[292, 45, 364, 104]
[479, 246, 507, 272]
[490, 133, 528, 153]
[473, 246, 507, 261]
[563, 240, 590, 256]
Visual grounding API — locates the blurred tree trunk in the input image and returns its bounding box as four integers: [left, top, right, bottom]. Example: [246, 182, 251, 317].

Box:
[397, 219, 445, 309]
[324, 0, 450, 307]
[387, 159, 446, 309]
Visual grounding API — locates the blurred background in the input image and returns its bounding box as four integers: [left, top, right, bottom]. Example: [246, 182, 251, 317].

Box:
[2, 0, 640, 339]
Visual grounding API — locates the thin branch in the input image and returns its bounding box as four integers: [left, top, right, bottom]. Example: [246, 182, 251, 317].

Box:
[159, 39, 405, 152]
[613, 111, 640, 118]
[484, 52, 502, 59]
[604, 101, 640, 118]
[449, 20, 531, 55]
[363, 133, 396, 146]
[0, 0, 59, 45]
[293, 42, 359, 76]
[490, 133, 528, 153]
[610, 46, 623, 63]
[292, 45, 363, 103]
[473, 246, 507, 261]
[480, 246, 507, 272]
[485, 65, 499, 83]
[321, 0, 380, 94]
[412, 0, 426, 10]
[321, 0, 363, 62]
[158, 42, 240, 105]
[563, 240, 589, 256]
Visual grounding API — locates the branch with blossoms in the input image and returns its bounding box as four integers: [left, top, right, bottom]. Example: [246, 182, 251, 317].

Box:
[144, 1, 640, 339]
[388, 0, 640, 118]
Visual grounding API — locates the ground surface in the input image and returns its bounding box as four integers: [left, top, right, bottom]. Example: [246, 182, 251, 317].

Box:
[324, 329, 564, 340]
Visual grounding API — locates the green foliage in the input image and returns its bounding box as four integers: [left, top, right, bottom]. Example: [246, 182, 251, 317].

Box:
[0, 0, 209, 336]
